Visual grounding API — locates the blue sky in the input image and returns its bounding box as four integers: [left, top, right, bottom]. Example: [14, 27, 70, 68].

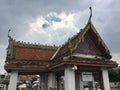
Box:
[45, 13, 62, 22]
[0, 0, 120, 74]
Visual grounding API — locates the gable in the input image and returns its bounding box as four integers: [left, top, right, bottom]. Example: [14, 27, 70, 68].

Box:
[74, 33, 102, 56]
[72, 24, 111, 59]
[54, 22, 111, 60]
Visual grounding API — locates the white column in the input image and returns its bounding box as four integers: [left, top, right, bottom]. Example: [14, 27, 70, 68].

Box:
[79, 74, 83, 90]
[8, 71, 18, 90]
[92, 74, 95, 90]
[65, 66, 75, 90]
[48, 73, 56, 90]
[101, 68, 110, 90]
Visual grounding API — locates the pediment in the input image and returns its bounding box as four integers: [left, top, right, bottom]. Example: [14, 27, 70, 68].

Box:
[71, 23, 111, 59]
[74, 33, 102, 56]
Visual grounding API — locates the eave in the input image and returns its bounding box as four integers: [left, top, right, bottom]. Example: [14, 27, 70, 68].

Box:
[4, 59, 49, 73]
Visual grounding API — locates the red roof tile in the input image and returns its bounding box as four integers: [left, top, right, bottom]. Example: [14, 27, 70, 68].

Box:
[16, 48, 56, 60]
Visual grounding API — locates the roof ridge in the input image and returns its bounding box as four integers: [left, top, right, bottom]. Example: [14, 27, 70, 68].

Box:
[9, 39, 58, 50]
[50, 47, 61, 60]
[7, 29, 58, 50]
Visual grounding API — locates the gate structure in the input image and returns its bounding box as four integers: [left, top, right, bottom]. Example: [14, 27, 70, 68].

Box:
[4, 8, 118, 90]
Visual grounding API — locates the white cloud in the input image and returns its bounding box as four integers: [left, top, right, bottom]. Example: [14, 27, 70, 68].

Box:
[0, 58, 6, 74]
[30, 16, 48, 33]
[20, 12, 80, 45]
[112, 53, 120, 66]
[1, 0, 120, 75]
[0, 44, 7, 48]
[0, 44, 9, 74]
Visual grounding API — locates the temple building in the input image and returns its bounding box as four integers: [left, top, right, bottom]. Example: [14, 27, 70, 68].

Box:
[4, 7, 118, 90]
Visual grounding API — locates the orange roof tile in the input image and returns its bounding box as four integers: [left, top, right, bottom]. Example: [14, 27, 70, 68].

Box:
[16, 48, 56, 60]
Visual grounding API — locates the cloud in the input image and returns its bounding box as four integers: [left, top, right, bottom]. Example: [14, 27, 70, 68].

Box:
[42, 22, 50, 28]
[45, 12, 62, 22]
[0, 58, 5, 74]
[20, 12, 80, 45]
[112, 53, 120, 65]
[90, 0, 120, 53]
[0, 47, 6, 74]
[0, 0, 93, 45]
[0, 0, 120, 74]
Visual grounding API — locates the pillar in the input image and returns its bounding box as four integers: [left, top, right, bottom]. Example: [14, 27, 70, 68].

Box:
[99, 71, 104, 90]
[8, 71, 18, 90]
[65, 66, 75, 90]
[48, 73, 56, 90]
[92, 74, 95, 90]
[40, 75, 44, 90]
[56, 74, 60, 90]
[40, 74, 48, 90]
[101, 68, 110, 90]
[38, 75, 40, 90]
[75, 73, 79, 90]
[79, 73, 83, 90]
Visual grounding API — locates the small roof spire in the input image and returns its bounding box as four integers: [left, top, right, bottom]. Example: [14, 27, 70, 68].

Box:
[8, 29, 12, 41]
[88, 6, 92, 23]
[8, 29, 11, 38]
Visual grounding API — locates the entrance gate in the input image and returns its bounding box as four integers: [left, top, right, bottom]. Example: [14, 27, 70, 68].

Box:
[4, 7, 118, 90]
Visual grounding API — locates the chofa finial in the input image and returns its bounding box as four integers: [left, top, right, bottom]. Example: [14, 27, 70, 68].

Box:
[8, 29, 12, 40]
[88, 6, 92, 23]
[8, 29, 11, 38]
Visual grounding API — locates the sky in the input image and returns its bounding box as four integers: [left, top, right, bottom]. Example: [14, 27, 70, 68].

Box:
[0, 0, 120, 74]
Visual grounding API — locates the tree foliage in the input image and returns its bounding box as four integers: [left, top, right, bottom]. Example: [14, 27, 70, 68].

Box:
[31, 77, 37, 82]
[0, 75, 5, 79]
[109, 69, 120, 82]
[2, 79, 9, 85]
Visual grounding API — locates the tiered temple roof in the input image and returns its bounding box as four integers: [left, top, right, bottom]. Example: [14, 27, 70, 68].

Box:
[4, 8, 118, 74]
[7, 39, 58, 61]
[53, 22, 111, 60]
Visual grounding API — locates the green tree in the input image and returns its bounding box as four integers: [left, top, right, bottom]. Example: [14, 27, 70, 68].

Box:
[0, 75, 5, 79]
[109, 69, 120, 82]
[2, 79, 9, 85]
[2, 79, 9, 90]
[31, 77, 37, 82]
